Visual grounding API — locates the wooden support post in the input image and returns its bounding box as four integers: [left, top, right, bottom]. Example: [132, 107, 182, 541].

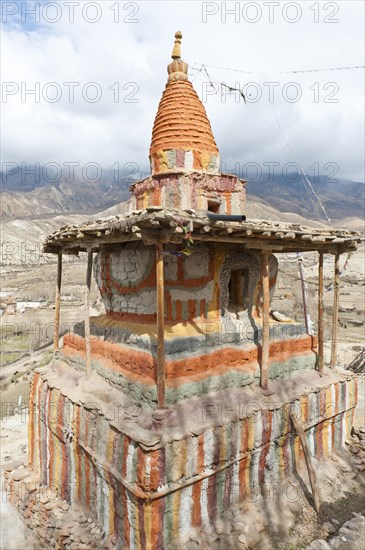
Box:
[85, 250, 93, 378]
[156, 243, 166, 409]
[53, 253, 62, 355]
[298, 253, 310, 334]
[317, 252, 324, 373]
[261, 252, 270, 390]
[330, 251, 340, 368]
[290, 405, 321, 516]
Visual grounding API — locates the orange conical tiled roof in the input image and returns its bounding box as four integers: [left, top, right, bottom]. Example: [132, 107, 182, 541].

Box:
[149, 32, 220, 175]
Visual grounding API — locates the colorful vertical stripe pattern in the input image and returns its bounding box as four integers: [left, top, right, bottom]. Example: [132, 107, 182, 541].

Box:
[130, 172, 246, 216]
[29, 374, 358, 549]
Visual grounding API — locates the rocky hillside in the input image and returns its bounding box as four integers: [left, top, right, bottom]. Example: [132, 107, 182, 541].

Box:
[0, 179, 131, 221]
[0, 203, 129, 265]
[1, 168, 363, 265]
[246, 175, 365, 223]
[0, 196, 344, 266]
[1, 168, 363, 224]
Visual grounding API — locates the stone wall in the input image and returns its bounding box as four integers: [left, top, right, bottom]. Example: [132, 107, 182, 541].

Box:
[4, 468, 107, 549]
[62, 332, 316, 405]
[66, 243, 312, 405]
[129, 172, 246, 214]
[26, 368, 358, 549]
[93, 243, 276, 323]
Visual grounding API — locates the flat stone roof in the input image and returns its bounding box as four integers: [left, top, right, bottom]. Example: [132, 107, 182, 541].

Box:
[43, 207, 362, 255]
[37, 360, 356, 451]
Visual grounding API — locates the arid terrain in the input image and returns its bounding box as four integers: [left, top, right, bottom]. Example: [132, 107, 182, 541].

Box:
[1, 190, 364, 550]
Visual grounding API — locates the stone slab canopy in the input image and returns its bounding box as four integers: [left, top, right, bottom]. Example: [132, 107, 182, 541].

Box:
[130, 31, 246, 215]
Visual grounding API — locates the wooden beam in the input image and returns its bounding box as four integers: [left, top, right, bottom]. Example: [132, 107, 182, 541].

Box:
[330, 251, 340, 368]
[192, 233, 348, 252]
[85, 251, 93, 378]
[47, 234, 141, 251]
[317, 252, 324, 373]
[156, 243, 166, 408]
[260, 252, 270, 390]
[289, 406, 322, 516]
[53, 253, 62, 355]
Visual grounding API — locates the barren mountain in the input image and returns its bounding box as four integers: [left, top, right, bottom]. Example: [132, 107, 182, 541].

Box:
[246, 175, 365, 223]
[0, 179, 131, 221]
[0, 204, 129, 265]
[0, 196, 355, 267]
[1, 170, 363, 266]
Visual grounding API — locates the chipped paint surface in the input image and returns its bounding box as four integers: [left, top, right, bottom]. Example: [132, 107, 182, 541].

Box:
[29, 372, 358, 548]
[69, 242, 314, 404]
[129, 172, 246, 214]
[149, 79, 219, 176]
[62, 333, 317, 404]
[93, 244, 275, 323]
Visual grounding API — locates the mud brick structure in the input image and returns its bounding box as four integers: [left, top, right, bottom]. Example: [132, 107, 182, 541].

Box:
[8, 32, 363, 549]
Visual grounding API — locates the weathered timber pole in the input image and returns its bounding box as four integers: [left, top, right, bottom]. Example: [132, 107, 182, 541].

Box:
[156, 242, 166, 408]
[85, 250, 93, 378]
[330, 251, 340, 368]
[261, 251, 270, 390]
[317, 252, 324, 373]
[53, 253, 62, 356]
[289, 405, 322, 516]
[298, 253, 311, 334]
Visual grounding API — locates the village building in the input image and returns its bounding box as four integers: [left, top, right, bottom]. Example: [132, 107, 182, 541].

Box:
[16, 298, 47, 314]
[1, 298, 17, 315]
[7, 33, 363, 550]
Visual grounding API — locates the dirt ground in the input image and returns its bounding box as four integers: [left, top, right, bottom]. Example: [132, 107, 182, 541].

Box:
[1, 416, 37, 550]
[0, 237, 364, 549]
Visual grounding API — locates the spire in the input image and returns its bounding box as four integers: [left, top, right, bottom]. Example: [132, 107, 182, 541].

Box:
[149, 31, 220, 175]
[167, 31, 188, 82]
[171, 31, 182, 59]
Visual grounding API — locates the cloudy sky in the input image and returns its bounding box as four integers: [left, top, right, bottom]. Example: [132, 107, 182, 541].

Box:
[2, 0, 364, 182]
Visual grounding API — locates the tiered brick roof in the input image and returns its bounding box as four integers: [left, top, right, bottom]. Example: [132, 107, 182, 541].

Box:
[149, 32, 219, 175]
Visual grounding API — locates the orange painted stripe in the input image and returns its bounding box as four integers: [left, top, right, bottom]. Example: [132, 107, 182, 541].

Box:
[148, 450, 161, 491]
[166, 338, 315, 379]
[64, 333, 315, 389]
[136, 447, 146, 489]
[150, 499, 162, 548]
[192, 480, 202, 528]
[63, 333, 155, 380]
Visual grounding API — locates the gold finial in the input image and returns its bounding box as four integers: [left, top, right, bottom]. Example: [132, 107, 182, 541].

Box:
[171, 31, 182, 60]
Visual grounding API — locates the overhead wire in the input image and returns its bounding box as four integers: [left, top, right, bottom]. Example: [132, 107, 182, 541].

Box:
[195, 64, 332, 226]
[188, 62, 365, 76]
[272, 114, 331, 225]
[189, 60, 360, 324]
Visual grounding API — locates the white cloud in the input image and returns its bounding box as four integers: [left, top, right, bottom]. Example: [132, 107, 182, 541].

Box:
[2, 0, 364, 181]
